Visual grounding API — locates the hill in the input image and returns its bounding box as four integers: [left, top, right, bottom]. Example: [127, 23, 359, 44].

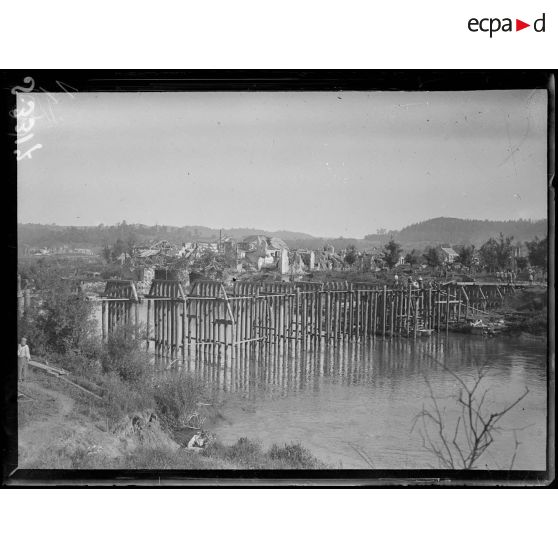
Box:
[395, 217, 547, 246]
[221, 228, 315, 240]
[17, 217, 548, 253]
[16, 222, 318, 252]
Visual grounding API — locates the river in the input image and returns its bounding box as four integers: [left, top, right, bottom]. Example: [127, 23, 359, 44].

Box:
[182, 333, 547, 470]
[93, 303, 547, 470]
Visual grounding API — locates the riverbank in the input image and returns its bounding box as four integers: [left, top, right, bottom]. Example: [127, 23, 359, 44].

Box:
[500, 286, 548, 335]
[18, 368, 327, 470]
[485, 286, 548, 337]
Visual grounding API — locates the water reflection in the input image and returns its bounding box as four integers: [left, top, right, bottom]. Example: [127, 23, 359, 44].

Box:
[159, 332, 547, 470]
[168, 334, 546, 400]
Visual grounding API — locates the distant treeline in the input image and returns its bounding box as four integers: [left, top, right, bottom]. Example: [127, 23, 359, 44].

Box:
[17, 222, 316, 251]
[18, 216, 547, 253]
[395, 217, 547, 245]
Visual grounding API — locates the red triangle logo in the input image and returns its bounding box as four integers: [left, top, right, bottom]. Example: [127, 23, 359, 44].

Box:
[516, 19, 530, 31]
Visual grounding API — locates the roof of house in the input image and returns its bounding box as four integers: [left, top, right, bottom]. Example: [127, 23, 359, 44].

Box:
[136, 249, 160, 258]
[441, 247, 459, 257]
[268, 237, 288, 251]
[150, 240, 176, 250]
[241, 235, 288, 251]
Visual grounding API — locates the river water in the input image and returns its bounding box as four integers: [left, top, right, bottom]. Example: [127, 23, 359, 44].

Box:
[93, 303, 547, 470]
[182, 333, 547, 470]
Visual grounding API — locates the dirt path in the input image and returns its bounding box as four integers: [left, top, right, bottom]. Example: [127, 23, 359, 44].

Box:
[18, 372, 124, 468]
[18, 380, 76, 467]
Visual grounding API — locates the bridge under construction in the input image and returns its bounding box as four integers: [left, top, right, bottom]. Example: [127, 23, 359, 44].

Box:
[98, 279, 519, 361]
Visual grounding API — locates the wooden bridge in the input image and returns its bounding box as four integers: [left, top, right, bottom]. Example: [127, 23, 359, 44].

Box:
[98, 279, 518, 360]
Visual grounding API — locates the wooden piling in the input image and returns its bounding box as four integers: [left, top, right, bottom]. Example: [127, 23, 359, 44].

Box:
[382, 286, 387, 337]
[101, 302, 106, 342]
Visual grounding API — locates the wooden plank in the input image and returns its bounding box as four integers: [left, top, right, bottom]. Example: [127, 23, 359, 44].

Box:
[29, 361, 103, 400]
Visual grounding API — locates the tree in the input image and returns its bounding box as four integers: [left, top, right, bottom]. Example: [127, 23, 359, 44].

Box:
[457, 245, 475, 268]
[404, 249, 421, 271]
[479, 234, 514, 272]
[478, 238, 498, 272]
[18, 258, 60, 290]
[383, 239, 402, 269]
[34, 281, 96, 354]
[112, 238, 126, 259]
[126, 233, 137, 255]
[413, 359, 529, 470]
[102, 244, 112, 263]
[525, 236, 548, 268]
[344, 244, 357, 266]
[495, 233, 514, 270]
[423, 246, 442, 269]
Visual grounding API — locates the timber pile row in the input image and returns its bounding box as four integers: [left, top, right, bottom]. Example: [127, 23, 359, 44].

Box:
[98, 279, 518, 360]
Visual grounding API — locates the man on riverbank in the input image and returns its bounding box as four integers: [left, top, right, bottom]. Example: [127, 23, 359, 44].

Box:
[18, 337, 30, 382]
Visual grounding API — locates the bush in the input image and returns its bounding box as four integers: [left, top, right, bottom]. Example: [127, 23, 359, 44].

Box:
[46, 348, 103, 381]
[152, 374, 208, 430]
[101, 373, 156, 426]
[267, 442, 322, 468]
[202, 437, 263, 466]
[101, 324, 152, 383]
[202, 438, 326, 469]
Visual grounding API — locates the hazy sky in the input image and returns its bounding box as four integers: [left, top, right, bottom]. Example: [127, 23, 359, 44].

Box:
[17, 89, 547, 238]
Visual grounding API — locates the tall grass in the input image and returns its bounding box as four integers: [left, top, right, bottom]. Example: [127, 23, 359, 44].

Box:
[202, 438, 327, 469]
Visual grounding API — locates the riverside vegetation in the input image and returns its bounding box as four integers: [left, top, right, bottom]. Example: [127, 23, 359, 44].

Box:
[17, 280, 326, 469]
[18, 267, 546, 470]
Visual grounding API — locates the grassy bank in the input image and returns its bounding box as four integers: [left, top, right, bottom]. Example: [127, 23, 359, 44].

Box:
[19, 365, 327, 470]
[17, 283, 326, 470]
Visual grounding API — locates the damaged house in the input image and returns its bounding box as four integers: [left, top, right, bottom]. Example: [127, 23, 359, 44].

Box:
[238, 235, 289, 272]
[440, 246, 459, 264]
[127, 240, 186, 293]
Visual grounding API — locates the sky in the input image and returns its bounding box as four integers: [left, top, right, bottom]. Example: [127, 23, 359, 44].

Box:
[17, 89, 548, 238]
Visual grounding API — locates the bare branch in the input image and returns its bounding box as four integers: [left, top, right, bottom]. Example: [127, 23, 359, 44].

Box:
[414, 358, 530, 470]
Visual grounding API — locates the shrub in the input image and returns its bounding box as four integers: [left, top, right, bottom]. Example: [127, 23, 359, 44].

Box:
[46, 348, 103, 381]
[203, 437, 263, 466]
[100, 373, 156, 426]
[225, 437, 263, 463]
[267, 442, 322, 468]
[152, 374, 207, 430]
[101, 324, 152, 383]
[201, 438, 326, 469]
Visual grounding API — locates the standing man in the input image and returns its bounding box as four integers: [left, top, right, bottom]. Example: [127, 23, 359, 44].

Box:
[18, 337, 30, 382]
